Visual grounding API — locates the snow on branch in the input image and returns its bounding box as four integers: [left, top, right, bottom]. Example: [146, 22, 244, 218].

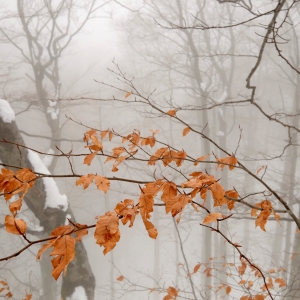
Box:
[27, 150, 69, 212]
[0, 99, 15, 123]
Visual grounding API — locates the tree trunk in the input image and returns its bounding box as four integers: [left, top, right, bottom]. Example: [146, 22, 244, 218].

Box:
[0, 107, 95, 300]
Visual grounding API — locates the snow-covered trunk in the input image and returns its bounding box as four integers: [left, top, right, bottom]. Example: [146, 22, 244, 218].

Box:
[0, 100, 95, 299]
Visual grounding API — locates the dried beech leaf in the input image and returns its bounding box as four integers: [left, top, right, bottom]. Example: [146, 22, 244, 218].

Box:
[76, 174, 94, 189]
[94, 211, 120, 254]
[182, 127, 190, 136]
[50, 235, 76, 280]
[94, 176, 110, 193]
[225, 286, 231, 295]
[256, 166, 265, 175]
[275, 278, 286, 288]
[83, 152, 97, 166]
[217, 155, 238, 170]
[4, 215, 26, 235]
[193, 263, 201, 274]
[203, 212, 223, 224]
[166, 109, 176, 117]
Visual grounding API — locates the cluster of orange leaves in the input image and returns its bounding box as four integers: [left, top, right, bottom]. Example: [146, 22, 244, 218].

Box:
[36, 223, 88, 280]
[236, 257, 286, 299]
[0, 280, 31, 299]
[0, 127, 285, 295]
[163, 258, 286, 300]
[0, 168, 36, 235]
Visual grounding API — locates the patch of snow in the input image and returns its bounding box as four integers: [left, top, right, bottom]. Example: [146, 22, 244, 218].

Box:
[42, 148, 55, 168]
[0, 99, 15, 123]
[66, 286, 88, 300]
[216, 88, 227, 103]
[217, 131, 224, 137]
[27, 150, 68, 212]
[65, 214, 71, 225]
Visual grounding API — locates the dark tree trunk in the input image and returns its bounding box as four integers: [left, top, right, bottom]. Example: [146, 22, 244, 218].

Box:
[0, 110, 95, 300]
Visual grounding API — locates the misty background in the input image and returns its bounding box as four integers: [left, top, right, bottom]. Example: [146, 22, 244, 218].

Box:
[0, 1, 299, 299]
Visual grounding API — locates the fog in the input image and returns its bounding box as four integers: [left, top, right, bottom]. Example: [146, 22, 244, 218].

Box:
[0, 1, 299, 300]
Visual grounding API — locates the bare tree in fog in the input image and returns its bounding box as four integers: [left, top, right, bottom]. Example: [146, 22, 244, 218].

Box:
[0, 1, 114, 299]
[1, 0, 300, 300]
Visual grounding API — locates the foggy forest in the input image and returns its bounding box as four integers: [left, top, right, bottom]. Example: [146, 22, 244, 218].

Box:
[0, 0, 300, 299]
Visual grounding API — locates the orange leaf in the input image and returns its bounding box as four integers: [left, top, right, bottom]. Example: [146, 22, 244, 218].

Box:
[167, 286, 179, 297]
[15, 168, 36, 188]
[4, 215, 26, 235]
[148, 147, 168, 165]
[9, 197, 24, 216]
[22, 293, 32, 300]
[256, 166, 265, 174]
[75, 223, 88, 242]
[90, 135, 103, 150]
[94, 211, 120, 254]
[204, 267, 212, 277]
[143, 218, 158, 239]
[166, 109, 176, 117]
[193, 154, 210, 166]
[94, 176, 110, 193]
[109, 130, 113, 141]
[203, 212, 223, 224]
[275, 278, 286, 288]
[255, 200, 272, 231]
[117, 275, 124, 281]
[171, 150, 187, 167]
[238, 259, 247, 276]
[50, 235, 76, 280]
[36, 225, 75, 280]
[169, 194, 191, 219]
[193, 263, 201, 274]
[83, 129, 97, 142]
[191, 202, 199, 212]
[115, 200, 138, 227]
[268, 269, 276, 274]
[161, 182, 177, 203]
[83, 152, 97, 166]
[139, 193, 154, 218]
[253, 295, 267, 300]
[141, 136, 156, 148]
[225, 286, 231, 295]
[100, 130, 108, 139]
[182, 127, 190, 136]
[210, 182, 225, 207]
[125, 92, 131, 98]
[76, 174, 95, 189]
[225, 190, 238, 210]
[217, 155, 238, 170]
[216, 284, 225, 293]
[150, 129, 159, 135]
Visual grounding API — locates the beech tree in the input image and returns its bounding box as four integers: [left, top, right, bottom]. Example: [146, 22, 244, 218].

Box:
[1, 0, 300, 299]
